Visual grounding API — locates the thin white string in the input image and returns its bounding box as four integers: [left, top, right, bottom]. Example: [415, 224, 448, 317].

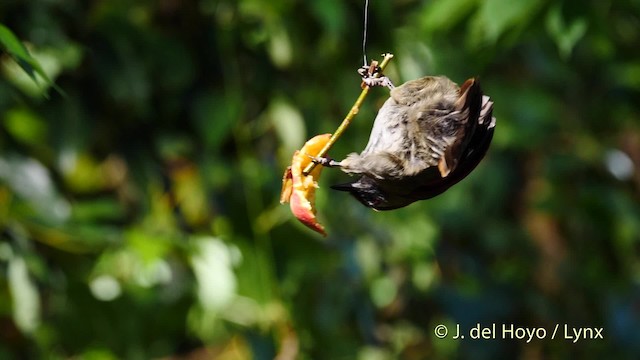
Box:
[362, 0, 369, 67]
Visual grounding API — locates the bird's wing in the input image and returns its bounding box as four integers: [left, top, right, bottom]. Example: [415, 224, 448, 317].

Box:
[433, 78, 483, 177]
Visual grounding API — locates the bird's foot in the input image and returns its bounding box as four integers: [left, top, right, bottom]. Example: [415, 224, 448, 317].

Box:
[362, 76, 395, 89]
[307, 155, 342, 168]
[358, 63, 395, 89]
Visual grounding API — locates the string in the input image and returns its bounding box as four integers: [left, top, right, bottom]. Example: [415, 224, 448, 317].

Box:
[362, 0, 369, 67]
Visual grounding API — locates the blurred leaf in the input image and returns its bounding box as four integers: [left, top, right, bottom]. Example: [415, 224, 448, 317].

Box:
[0, 156, 70, 224]
[3, 107, 47, 147]
[62, 153, 110, 193]
[192, 91, 241, 151]
[384, 214, 438, 262]
[172, 163, 210, 227]
[357, 346, 393, 360]
[0, 24, 71, 97]
[269, 97, 306, 158]
[267, 22, 292, 69]
[610, 62, 640, 90]
[72, 198, 125, 223]
[88, 274, 122, 302]
[125, 228, 173, 264]
[310, 0, 347, 33]
[79, 349, 119, 360]
[355, 237, 381, 280]
[190, 236, 240, 312]
[8, 254, 41, 334]
[419, 0, 478, 33]
[370, 276, 397, 308]
[469, 0, 543, 45]
[546, 5, 588, 59]
[0, 24, 51, 87]
[413, 262, 439, 292]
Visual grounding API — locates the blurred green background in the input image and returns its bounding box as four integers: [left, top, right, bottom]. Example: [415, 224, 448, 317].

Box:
[1, 0, 640, 359]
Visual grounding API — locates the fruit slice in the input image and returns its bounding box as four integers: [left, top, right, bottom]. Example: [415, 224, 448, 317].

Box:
[280, 134, 331, 236]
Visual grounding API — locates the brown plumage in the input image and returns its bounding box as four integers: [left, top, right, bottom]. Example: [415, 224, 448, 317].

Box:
[331, 76, 496, 210]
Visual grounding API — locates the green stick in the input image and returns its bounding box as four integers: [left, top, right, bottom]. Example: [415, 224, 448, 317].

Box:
[302, 53, 394, 176]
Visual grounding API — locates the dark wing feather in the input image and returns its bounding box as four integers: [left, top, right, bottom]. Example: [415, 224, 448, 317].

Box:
[436, 78, 483, 177]
[411, 89, 495, 201]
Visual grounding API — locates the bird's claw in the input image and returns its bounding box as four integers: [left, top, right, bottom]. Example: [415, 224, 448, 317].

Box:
[307, 154, 342, 168]
[358, 63, 394, 89]
[362, 76, 395, 89]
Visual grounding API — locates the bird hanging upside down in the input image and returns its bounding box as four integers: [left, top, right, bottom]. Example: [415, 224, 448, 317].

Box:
[314, 75, 496, 211]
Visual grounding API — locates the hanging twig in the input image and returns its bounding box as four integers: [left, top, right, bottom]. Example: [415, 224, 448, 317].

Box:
[302, 53, 394, 176]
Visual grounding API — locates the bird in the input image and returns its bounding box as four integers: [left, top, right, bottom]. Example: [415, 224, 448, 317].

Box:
[317, 75, 495, 210]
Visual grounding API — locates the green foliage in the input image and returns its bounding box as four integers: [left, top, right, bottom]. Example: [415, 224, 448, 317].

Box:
[0, 23, 67, 97]
[2, 0, 640, 359]
[0, 24, 50, 87]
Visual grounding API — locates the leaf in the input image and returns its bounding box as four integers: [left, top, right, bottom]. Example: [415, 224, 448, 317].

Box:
[610, 62, 640, 90]
[3, 107, 47, 146]
[419, 0, 478, 33]
[8, 255, 41, 334]
[0, 156, 71, 224]
[0, 23, 54, 89]
[267, 22, 292, 69]
[546, 5, 588, 59]
[469, 0, 544, 45]
[309, 0, 347, 34]
[191, 90, 240, 150]
[190, 237, 240, 311]
[270, 98, 306, 157]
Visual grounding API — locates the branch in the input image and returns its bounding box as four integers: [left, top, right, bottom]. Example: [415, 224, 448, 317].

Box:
[302, 53, 394, 176]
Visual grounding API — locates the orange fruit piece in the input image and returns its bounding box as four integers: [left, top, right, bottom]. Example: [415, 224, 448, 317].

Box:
[280, 134, 331, 236]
